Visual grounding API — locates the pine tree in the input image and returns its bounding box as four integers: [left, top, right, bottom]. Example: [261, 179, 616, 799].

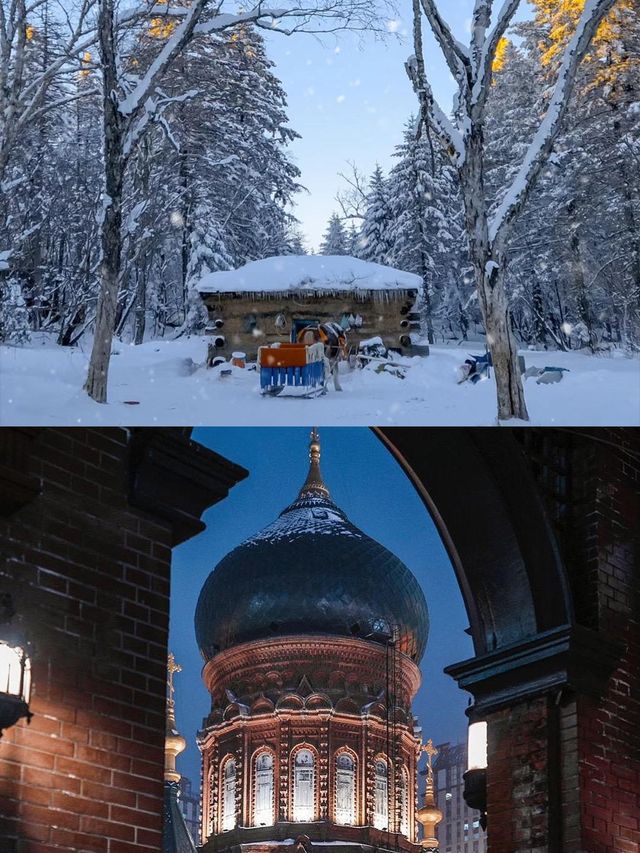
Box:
[119, 19, 302, 337]
[320, 214, 348, 255]
[182, 202, 233, 334]
[284, 225, 307, 255]
[386, 123, 470, 343]
[360, 165, 392, 264]
[484, 40, 542, 214]
[346, 222, 362, 258]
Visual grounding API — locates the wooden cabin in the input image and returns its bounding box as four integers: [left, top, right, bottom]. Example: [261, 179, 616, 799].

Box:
[197, 255, 422, 359]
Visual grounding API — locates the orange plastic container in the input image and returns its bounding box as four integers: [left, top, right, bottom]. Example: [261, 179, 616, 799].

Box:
[259, 344, 309, 368]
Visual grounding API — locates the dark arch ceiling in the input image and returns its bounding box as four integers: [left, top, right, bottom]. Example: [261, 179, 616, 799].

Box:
[376, 428, 573, 657]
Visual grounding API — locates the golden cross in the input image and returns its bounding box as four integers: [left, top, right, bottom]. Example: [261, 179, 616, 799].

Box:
[167, 651, 182, 700]
[421, 739, 438, 778]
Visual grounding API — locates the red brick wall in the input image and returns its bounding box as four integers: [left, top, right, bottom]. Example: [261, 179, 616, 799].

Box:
[486, 696, 551, 853]
[491, 429, 640, 853]
[0, 429, 175, 853]
[575, 432, 640, 853]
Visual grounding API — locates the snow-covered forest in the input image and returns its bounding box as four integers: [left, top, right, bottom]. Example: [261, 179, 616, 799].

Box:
[0, 0, 638, 424]
[0, 0, 310, 350]
[322, 0, 640, 357]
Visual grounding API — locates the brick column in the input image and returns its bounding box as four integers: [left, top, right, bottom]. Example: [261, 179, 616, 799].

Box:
[0, 428, 246, 853]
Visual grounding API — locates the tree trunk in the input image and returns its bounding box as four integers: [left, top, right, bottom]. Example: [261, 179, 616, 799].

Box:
[133, 267, 147, 345]
[531, 275, 547, 347]
[568, 215, 595, 353]
[461, 131, 529, 421]
[83, 0, 124, 403]
[479, 263, 528, 420]
[421, 283, 435, 345]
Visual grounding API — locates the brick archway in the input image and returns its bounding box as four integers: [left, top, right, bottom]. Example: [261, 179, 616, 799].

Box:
[377, 428, 571, 656]
[376, 428, 639, 853]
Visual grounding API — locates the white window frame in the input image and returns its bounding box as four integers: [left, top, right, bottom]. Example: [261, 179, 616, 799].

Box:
[399, 766, 409, 837]
[373, 758, 388, 830]
[335, 751, 356, 825]
[253, 751, 275, 827]
[222, 758, 237, 831]
[293, 748, 316, 822]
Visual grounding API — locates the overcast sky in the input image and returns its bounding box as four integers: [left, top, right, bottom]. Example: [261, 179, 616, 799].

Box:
[169, 427, 474, 787]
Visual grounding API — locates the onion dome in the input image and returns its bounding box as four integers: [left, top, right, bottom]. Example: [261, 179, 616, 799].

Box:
[195, 431, 429, 663]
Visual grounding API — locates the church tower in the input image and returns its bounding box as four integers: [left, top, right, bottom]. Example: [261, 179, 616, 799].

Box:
[195, 431, 431, 853]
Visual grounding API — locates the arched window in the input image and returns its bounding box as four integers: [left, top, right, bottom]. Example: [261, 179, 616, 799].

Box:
[293, 748, 315, 821]
[335, 752, 356, 825]
[254, 751, 274, 826]
[399, 766, 409, 837]
[222, 758, 237, 831]
[373, 759, 388, 830]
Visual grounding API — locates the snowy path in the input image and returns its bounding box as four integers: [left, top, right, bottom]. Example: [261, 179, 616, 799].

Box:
[1, 336, 638, 426]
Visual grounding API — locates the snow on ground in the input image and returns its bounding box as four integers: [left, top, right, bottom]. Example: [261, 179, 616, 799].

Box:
[197, 255, 422, 293]
[1, 335, 638, 426]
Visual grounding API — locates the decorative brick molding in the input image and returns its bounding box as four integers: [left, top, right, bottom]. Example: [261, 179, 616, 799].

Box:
[201, 635, 421, 714]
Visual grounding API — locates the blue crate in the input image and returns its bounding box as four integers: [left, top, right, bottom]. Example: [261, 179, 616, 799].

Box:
[260, 360, 324, 391]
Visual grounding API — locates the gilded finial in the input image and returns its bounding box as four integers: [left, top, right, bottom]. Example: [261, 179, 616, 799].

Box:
[165, 652, 186, 783]
[422, 739, 438, 781]
[167, 652, 182, 719]
[416, 738, 443, 849]
[298, 428, 330, 498]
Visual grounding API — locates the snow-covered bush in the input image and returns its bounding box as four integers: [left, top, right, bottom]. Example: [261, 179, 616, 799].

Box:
[0, 278, 31, 345]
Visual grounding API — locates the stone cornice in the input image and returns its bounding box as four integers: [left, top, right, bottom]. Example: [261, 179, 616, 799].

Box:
[199, 820, 423, 853]
[127, 429, 248, 546]
[445, 624, 622, 715]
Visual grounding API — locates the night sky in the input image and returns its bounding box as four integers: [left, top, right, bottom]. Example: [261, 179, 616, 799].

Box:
[169, 427, 473, 788]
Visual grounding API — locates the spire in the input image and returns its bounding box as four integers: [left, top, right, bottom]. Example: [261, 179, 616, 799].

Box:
[417, 739, 443, 850]
[163, 653, 197, 853]
[298, 428, 330, 499]
[165, 652, 186, 784]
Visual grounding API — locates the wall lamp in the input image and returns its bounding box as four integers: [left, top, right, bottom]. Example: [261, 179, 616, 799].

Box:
[0, 593, 32, 738]
[463, 714, 487, 831]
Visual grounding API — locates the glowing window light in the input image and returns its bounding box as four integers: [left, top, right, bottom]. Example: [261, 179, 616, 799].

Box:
[254, 752, 274, 826]
[335, 752, 356, 825]
[293, 749, 315, 821]
[0, 642, 31, 703]
[222, 759, 237, 831]
[373, 759, 388, 829]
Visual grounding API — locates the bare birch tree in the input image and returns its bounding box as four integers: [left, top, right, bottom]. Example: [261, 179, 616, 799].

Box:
[84, 0, 389, 403]
[0, 0, 97, 187]
[406, 0, 620, 420]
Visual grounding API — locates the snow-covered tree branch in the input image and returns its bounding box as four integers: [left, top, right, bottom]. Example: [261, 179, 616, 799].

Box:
[409, 0, 621, 421]
[0, 0, 97, 185]
[490, 0, 620, 250]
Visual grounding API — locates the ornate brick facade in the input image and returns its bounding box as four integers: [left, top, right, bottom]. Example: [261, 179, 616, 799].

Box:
[198, 635, 422, 850]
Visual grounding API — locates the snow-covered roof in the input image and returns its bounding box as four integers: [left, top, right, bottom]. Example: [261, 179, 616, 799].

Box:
[197, 255, 422, 295]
